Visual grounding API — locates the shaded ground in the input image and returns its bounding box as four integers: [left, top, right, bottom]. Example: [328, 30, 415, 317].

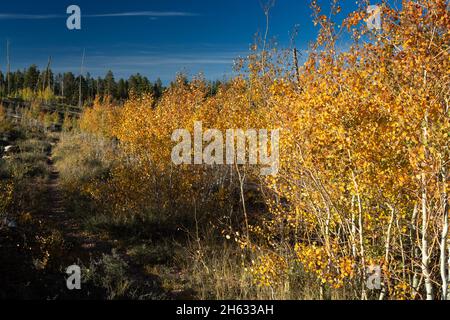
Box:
[1, 138, 176, 299]
[44, 155, 113, 263]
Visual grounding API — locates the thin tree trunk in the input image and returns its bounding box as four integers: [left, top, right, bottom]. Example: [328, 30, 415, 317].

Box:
[379, 204, 395, 300]
[235, 162, 250, 243]
[440, 164, 448, 299]
[261, 9, 269, 75]
[448, 245, 450, 300]
[6, 40, 10, 96]
[61, 78, 64, 102]
[421, 170, 433, 300]
[351, 195, 357, 258]
[43, 56, 52, 92]
[351, 172, 367, 300]
[421, 109, 434, 300]
[396, 217, 407, 282]
[293, 48, 301, 84]
[260, 0, 274, 76]
[79, 49, 85, 108]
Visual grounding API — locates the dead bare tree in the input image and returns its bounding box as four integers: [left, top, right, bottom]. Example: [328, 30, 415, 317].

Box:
[259, 0, 275, 75]
[43, 56, 52, 92]
[79, 49, 85, 108]
[293, 48, 301, 84]
[6, 40, 10, 96]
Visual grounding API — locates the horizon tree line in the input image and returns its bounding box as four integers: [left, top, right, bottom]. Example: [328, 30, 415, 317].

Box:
[0, 65, 164, 106]
[0, 65, 225, 107]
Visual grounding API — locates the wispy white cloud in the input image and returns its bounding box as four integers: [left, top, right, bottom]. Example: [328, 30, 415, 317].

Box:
[84, 51, 242, 67]
[86, 11, 198, 18]
[9, 44, 244, 83]
[0, 11, 197, 20]
[106, 57, 234, 66]
[0, 13, 63, 20]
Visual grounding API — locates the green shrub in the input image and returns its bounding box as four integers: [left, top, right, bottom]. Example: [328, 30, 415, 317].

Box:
[83, 251, 134, 300]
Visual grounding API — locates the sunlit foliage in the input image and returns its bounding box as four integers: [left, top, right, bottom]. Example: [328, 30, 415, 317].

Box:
[76, 0, 449, 299]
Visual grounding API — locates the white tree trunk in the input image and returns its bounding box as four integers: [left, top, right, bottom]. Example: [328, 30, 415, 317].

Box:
[411, 205, 420, 299]
[421, 105, 434, 300]
[421, 171, 433, 300]
[440, 208, 448, 299]
[351, 172, 367, 300]
[379, 204, 395, 300]
[440, 166, 448, 300]
[448, 245, 450, 300]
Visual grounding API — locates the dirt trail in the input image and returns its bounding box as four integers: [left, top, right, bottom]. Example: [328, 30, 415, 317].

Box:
[42, 146, 168, 299]
[2, 133, 171, 298]
[44, 151, 113, 263]
[20, 142, 185, 299]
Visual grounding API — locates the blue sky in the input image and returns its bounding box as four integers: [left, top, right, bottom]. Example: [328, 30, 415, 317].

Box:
[0, 0, 363, 83]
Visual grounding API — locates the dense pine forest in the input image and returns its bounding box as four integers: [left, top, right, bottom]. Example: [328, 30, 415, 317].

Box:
[0, 66, 165, 104]
[0, 66, 224, 106]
